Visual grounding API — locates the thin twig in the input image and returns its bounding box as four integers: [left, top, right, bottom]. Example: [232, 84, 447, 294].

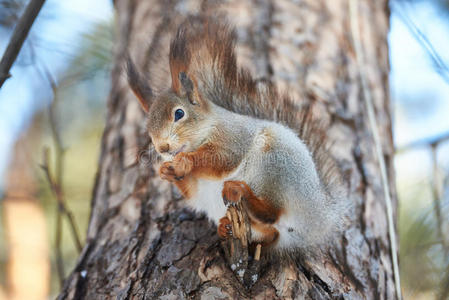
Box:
[40, 148, 83, 253]
[38, 64, 83, 254]
[430, 145, 448, 256]
[55, 203, 65, 288]
[0, 0, 46, 88]
[349, 1, 402, 299]
[393, 1, 449, 85]
[41, 147, 65, 287]
[440, 271, 449, 300]
[396, 131, 449, 153]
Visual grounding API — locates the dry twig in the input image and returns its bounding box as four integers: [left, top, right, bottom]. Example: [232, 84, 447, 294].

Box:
[40, 149, 83, 284]
[0, 0, 46, 88]
[222, 202, 263, 288]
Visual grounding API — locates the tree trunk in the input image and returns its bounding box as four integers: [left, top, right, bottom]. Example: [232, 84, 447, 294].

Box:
[59, 0, 396, 299]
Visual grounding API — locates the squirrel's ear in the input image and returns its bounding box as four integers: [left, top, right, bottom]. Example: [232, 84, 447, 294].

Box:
[126, 57, 153, 113]
[178, 72, 204, 106]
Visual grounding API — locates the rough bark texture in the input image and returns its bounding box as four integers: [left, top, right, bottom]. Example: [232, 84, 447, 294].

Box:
[59, 0, 395, 299]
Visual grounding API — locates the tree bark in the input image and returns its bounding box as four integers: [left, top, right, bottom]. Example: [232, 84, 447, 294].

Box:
[59, 0, 396, 299]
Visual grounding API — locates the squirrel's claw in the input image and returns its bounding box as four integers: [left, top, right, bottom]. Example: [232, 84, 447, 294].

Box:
[222, 181, 245, 207]
[222, 195, 238, 208]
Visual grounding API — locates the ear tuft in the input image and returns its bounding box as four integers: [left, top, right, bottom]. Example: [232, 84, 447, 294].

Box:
[126, 55, 153, 113]
[178, 72, 201, 105]
[179, 72, 193, 93]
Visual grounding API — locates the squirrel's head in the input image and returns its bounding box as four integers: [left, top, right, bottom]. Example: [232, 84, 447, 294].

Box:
[127, 58, 212, 160]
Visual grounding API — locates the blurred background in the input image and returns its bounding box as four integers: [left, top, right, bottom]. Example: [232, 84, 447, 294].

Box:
[0, 0, 447, 299]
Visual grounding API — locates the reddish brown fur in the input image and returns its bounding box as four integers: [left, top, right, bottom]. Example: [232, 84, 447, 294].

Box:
[170, 60, 187, 96]
[172, 143, 238, 180]
[218, 216, 233, 239]
[218, 215, 280, 246]
[260, 128, 275, 153]
[250, 221, 280, 247]
[222, 181, 283, 224]
[175, 176, 197, 199]
[160, 143, 239, 199]
[159, 163, 197, 198]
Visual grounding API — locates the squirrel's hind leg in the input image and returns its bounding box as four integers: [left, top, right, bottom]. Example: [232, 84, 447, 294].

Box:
[221, 180, 281, 247]
[222, 181, 283, 224]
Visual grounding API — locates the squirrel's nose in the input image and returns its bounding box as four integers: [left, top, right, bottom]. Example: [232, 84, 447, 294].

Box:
[158, 143, 170, 153]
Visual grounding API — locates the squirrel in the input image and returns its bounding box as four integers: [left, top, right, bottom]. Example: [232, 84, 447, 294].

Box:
[126, 17, 350, 252]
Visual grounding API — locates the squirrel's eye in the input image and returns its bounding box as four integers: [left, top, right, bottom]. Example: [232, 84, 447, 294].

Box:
[174, 109, 185, 122]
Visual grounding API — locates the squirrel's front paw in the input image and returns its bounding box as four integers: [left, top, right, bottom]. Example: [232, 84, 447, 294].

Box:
[218, 216, 233, 238]
[222, 181, 246, 206]
[159, 162, 179, 182]
[159, 153, 193, 182]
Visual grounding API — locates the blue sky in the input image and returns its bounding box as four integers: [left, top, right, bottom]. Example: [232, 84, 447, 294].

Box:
[390, 1, 449, 147]
[0, 0, 448, 191]
[389, 1, 449, 184]
[0, 0, 112, 191]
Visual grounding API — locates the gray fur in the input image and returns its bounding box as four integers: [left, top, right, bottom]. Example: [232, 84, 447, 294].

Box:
[184, 103, 351, 251]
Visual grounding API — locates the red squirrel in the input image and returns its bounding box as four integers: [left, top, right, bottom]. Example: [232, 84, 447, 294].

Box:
[127, 17, 350, 252]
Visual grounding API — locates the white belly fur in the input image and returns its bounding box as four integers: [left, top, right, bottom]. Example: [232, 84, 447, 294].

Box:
[186, 166, 243, 224]
[188, 178, 227, 223]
